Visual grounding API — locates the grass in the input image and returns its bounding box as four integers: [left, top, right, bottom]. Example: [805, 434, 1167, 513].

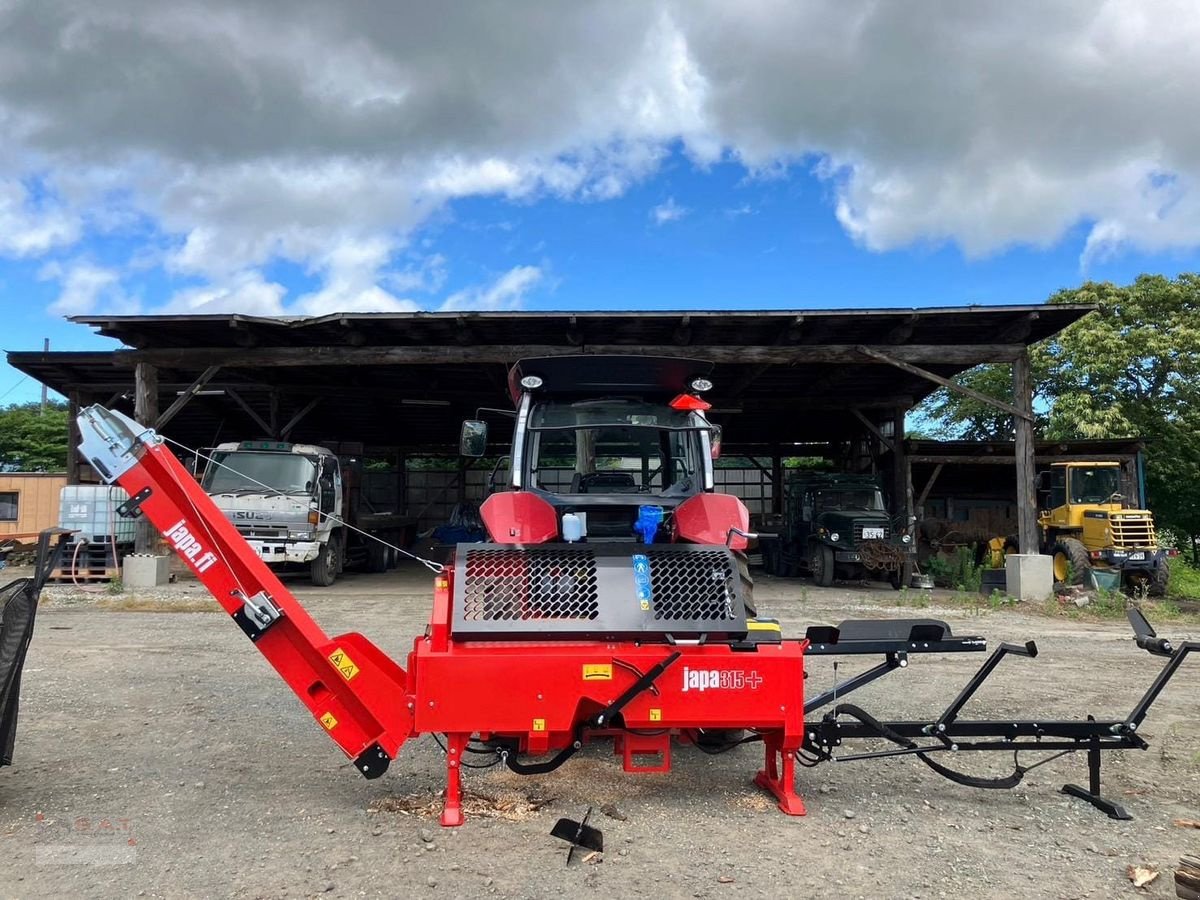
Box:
[1167, 557, 1200, 601]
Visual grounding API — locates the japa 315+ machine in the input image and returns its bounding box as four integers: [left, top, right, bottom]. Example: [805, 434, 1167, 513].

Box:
[72, 356, 1195, 827]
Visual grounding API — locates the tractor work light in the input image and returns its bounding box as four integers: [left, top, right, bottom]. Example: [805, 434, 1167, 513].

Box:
[689, 376, 714, 393]
[520, 374, 544, 390]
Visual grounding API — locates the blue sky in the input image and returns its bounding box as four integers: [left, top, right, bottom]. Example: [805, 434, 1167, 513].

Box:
[4, 3, 1200, 405]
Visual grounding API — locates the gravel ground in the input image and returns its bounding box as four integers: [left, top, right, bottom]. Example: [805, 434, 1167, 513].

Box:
[2, 563, 1197, 899]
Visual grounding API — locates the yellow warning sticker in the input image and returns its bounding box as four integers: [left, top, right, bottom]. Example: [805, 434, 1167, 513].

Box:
[532, 718, 546, 732]
[320, 712, 338, 730]
[582, 663, 613, 681]
[649, 708, 662, 722]
[328, 648, 360, 682]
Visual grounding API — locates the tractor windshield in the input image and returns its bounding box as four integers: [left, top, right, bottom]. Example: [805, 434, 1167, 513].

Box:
[1069, 467, 1121, 504]
[527, 400, 709, 495]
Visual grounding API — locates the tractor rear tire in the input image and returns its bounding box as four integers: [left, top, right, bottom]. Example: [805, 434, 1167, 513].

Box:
[735, 552, 757, 618]
[810, 542, 835, 587]
[1051, 538, 1090, 586]
[889, 559, 913, 591]
[310, 540, 338, 587]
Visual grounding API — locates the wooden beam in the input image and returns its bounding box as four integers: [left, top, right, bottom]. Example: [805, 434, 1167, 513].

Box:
[885, 313, 917, 344]
[124, 343, 1027, 368]
[909, 453, 1138, 465]
[856, 345, 1033, 421]
[155, 366, 222, 430]
[915, 463, 944, 513]
[1013, 350, 1039, 554]
[226, 388, 275, 437]
[849, 408, 896, 454]
[280, 397, 322, 440]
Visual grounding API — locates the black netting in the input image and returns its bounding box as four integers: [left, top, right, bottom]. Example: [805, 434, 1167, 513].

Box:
[462, 549, 600, 621]
[646, 549, 737, 622]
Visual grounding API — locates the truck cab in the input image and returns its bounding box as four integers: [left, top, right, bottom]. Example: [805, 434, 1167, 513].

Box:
[201, 440, 343, 584]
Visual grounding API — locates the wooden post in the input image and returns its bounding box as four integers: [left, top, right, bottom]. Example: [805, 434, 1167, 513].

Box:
[892, 407, 908, 521]
[134, 362, 160, 553]
[1013, 350, 1039, 553]
[771, 448, 783, 515]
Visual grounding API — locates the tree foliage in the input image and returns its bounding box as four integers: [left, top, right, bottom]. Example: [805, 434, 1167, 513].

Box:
[0, 401, 70, 472]
[914, 274, 1200, 548]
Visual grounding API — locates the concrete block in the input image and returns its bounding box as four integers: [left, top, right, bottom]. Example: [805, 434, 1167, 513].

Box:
[1005, 553, 1054, 601]
[123, 554, 170, 589]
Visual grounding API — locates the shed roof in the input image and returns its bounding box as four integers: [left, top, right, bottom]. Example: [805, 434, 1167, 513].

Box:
[7, 305, 1093, 452]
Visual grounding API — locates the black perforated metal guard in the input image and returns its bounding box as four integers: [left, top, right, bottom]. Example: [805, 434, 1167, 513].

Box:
[452, 543, 749, 640]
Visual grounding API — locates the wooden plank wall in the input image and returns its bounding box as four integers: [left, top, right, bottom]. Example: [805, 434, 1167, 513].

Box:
[0, 473, 67, 536]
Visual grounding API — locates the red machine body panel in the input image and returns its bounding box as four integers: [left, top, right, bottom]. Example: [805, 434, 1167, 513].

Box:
[674, 493, 751, 550]
[479, 491, 559, 544]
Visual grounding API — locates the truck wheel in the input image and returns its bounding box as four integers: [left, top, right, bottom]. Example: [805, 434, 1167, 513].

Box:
[809, 543, 834, 587]
[889, 559, 913, 591]
[310, 541, 338, 587]
[366, 540, 388, 573]
[1149, 560, 1169, 597]
[735, 552, 758, 618]
[1051, 538, 1089, 586]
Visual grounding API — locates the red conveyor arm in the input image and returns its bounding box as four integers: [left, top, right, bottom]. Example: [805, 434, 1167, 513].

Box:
[76, 406, 413, 776]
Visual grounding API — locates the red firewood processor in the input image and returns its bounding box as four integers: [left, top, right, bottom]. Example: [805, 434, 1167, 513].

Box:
[66, 355, 1193, 827]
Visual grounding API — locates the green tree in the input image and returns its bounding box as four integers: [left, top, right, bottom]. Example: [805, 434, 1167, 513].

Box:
[914, 274, 1200, 555]
[0, 401, 70, 471]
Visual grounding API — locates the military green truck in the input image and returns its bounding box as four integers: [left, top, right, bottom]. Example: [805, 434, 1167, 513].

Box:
[759, 473, 914, 589]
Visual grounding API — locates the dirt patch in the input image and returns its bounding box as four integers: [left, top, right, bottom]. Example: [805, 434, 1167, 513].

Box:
[3, 566, 1197, 898]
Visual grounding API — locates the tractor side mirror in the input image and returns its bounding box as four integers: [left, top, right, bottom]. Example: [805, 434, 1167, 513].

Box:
[709, 424, 723, 460]
[460, 420, 488, 457]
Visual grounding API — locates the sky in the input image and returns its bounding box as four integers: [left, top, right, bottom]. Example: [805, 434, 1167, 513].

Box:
[4, 0, 1200, 404]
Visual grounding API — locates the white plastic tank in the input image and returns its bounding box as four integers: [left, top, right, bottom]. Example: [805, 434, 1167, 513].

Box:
[561, 512, 585, 542]
[58, 485, 137, 544]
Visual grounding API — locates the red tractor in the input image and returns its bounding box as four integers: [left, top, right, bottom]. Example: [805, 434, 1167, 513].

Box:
[459, 355, 759, 616]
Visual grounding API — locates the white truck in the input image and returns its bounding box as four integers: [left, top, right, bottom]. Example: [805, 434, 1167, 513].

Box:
[200, 440, 414, 586]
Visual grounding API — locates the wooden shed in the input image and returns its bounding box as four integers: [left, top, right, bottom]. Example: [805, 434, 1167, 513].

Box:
[0, 473, 67, 538]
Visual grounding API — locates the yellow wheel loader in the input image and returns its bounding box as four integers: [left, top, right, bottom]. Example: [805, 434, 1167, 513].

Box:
[1038, 462, 1170, 595]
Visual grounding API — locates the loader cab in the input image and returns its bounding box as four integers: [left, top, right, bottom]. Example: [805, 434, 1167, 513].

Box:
[1039, 462, 1124, 529]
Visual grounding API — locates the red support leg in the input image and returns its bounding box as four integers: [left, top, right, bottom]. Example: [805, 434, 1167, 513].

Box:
[753, 734, 806, 816]
[440, 733, 468, 826]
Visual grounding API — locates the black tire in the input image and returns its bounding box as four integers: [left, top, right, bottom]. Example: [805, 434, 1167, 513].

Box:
[366, 539, 388, 573]
[1051, 538, 1090, 586]
[809, 542, 834, 587]
[310, 540, 338, 587]
[1148, 560, 1169, 597]
[889, 559, 913, 591]
[734, 552, 757, 618]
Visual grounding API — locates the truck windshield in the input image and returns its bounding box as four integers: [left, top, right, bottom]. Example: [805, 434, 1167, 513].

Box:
[528, 401, 706, 495]
[203, 452, 319, 495]
[1069, 467, 1120, 504]
[813, 488, 885, 511]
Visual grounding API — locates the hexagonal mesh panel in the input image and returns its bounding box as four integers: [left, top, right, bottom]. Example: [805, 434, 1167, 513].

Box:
[645, 548, 737, 621]
[462, 548, 599, 621]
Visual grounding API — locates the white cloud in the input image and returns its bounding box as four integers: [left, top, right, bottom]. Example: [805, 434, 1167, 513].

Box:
[0, 180, 79, 257]
[163, 271, 286, 316]
[2, 0, 1200, 317]
[41, 260, 136, 315]
[651, 196, 688, 225]
[440, 265, 544, 311]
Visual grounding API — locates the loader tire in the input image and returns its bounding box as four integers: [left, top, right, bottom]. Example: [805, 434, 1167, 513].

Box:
[1149, 559, 1169, 597]
[1051, 538, 1090, 586]
[310, 540, 338, 587]
[366, 539, 388, 573]
[735, 552, 757, 618]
